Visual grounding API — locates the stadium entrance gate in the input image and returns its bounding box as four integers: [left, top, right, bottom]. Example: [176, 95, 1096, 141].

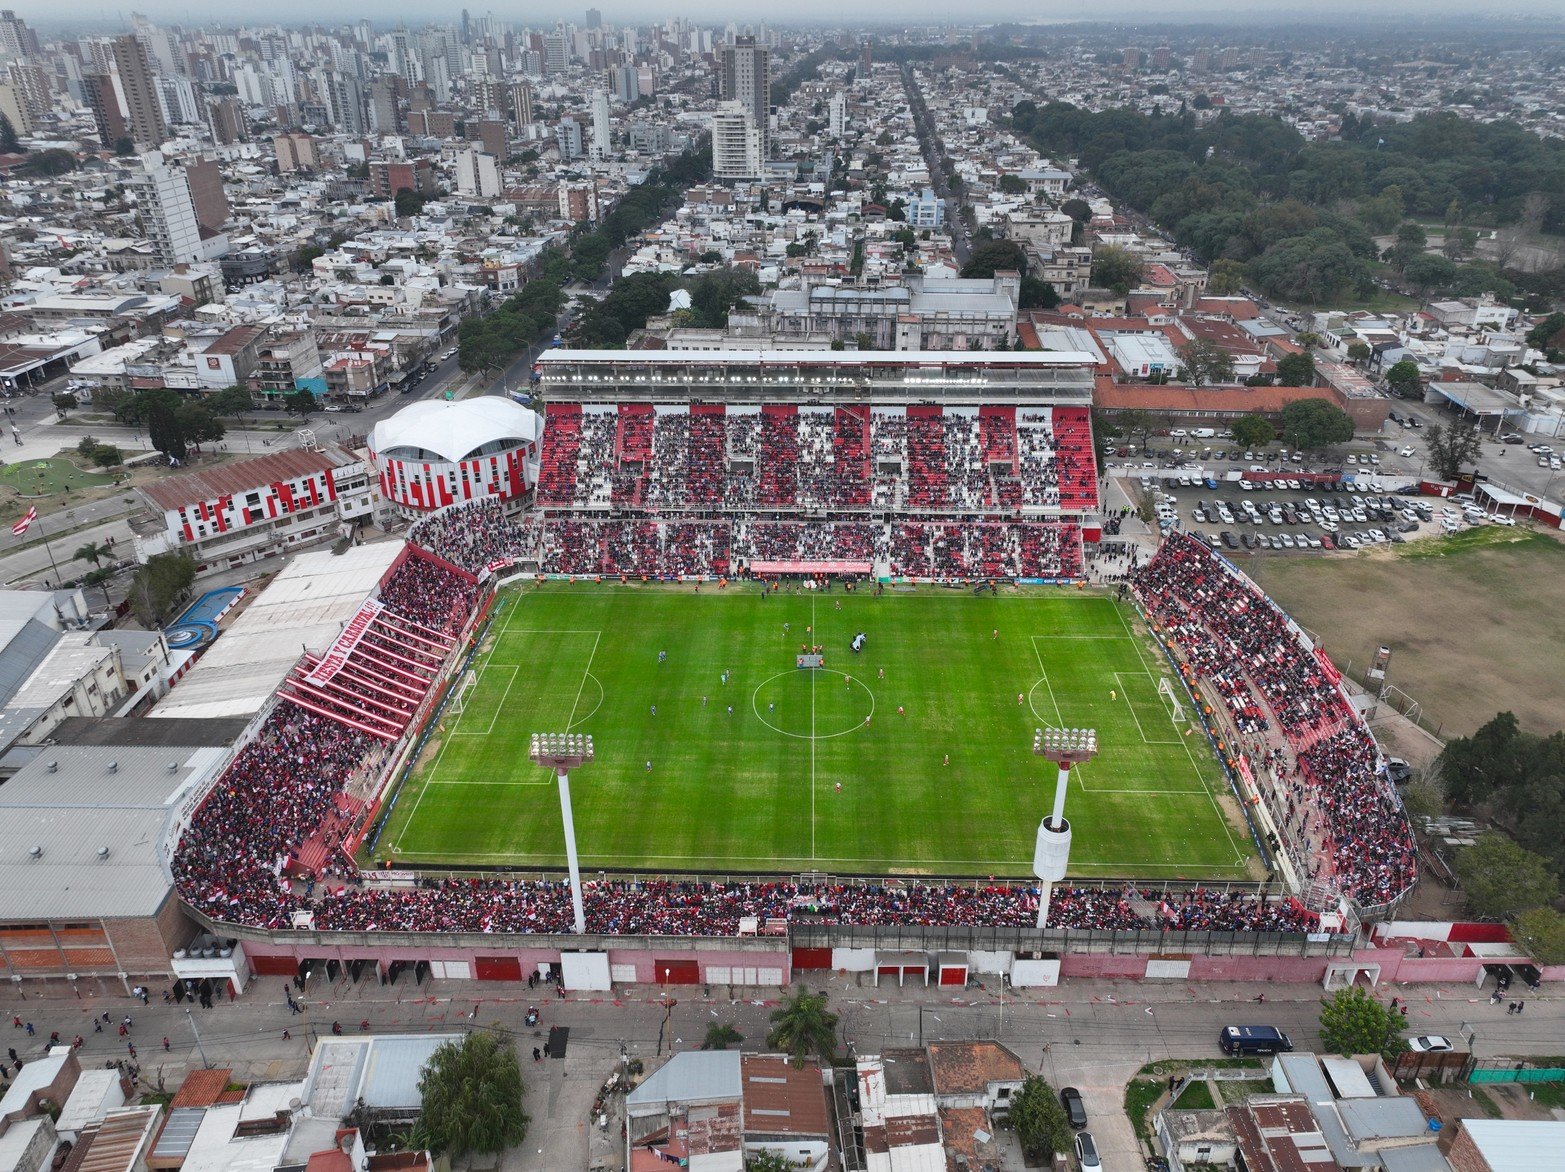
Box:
[654, 958, 701, 985]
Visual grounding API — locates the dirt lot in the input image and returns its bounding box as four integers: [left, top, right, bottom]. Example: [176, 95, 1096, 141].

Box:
[1246, 528, 1565, 739]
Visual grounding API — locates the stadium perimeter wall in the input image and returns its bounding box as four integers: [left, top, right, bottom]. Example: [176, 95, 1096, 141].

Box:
[190, 905, 1511, 989]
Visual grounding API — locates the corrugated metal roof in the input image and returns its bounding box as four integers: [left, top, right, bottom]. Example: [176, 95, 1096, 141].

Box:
[0, 745, 228, 920]
[151, 1107, 207, 1160]
[626, 1051, 741, 1115]
[140, 445, 356, 511]
[1460, 1120, 1565, 1172]
[0, 618, 62, 707]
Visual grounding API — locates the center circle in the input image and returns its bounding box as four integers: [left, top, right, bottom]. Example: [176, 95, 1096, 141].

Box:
[752, 669, 876, 739]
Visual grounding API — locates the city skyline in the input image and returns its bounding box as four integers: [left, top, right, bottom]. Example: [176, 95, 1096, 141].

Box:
[20, 0, 1565, 30]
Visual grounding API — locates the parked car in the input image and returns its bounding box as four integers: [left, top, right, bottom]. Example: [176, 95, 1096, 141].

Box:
[1407, 1035, 1453, 1053]
[1061, 1087, 1088, 1129]
[1074, 1131, 1103, 1172]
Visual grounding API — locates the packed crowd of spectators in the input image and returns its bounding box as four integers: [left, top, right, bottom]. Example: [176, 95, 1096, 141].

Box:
[1133, 531, 1416, 910]
[377, 551, 477, 636]
[533, 401, 1098, 520]
[408, 500, 532, 578]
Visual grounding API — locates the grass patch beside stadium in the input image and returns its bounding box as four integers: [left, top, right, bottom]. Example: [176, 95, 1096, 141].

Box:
[1246, 529, 1565, 738]
[373, 583, 1257, 879]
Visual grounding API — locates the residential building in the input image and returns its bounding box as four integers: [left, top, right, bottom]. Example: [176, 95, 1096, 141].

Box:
[589, 87, 611, 161]
[712, 100, 763, 180]
[556, 116, 584, 160]
[207, 96, 247, 144]
[738, 271, 1021, 350]
[511, 79, 534, 125]
[0, 8, 42, 60]
[558, 180, 600, 223]
[109, 34, 167, 149]
[718, 35, 769, 160]
[543, 31, 568, 75]
[611, 63, 639, 104]
[368, 158, 437, 200]
[829, 90, 846, 138]
[183, 157, 229, 235]
[322, 69, 366, 135]
[135, 445, 375, 569]
[0, 79, 28, 135]
[906, 187, 945, 228]
[455, 149, 501, 199]
[83, 72, 129, 148]
[130, 156, 204, 267]
[253, 330, 323, 400]
[273, 132, 319, 173]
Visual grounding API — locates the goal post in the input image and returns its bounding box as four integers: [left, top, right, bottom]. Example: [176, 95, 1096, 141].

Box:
[1157, 676, 1185, 725]
[451, 669, 478, 716]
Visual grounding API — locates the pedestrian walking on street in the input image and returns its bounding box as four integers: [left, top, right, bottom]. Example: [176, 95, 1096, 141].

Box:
[127, 1043, 136, 1059]
[162, 1037, 170, 1052]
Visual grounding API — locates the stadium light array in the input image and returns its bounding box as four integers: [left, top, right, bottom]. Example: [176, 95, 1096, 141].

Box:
[531, 731, 594, 935]
[1030, 726, 1099, 931]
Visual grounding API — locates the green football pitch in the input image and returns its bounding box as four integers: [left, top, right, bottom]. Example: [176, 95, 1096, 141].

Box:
[375, 584, 1258, 879]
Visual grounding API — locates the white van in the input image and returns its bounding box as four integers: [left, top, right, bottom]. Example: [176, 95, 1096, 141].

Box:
[1191, 427, 1217, 439]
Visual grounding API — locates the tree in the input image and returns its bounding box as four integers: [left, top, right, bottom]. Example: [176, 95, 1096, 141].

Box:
[1177, 338, 1236, 387]
[73, 541, 112, 570]
[411, 1030, 528, 1159]
[1423, 421, 1482, 481]
[146, 397, 187, 462]
[1231, 414, 1276, 449]
[765, 986, 839, 1067]
[0, 113, 21, 154]
[1510, 907, 1565, 966]
[1091, 245, 1142, 294]
[1452, 835, 1560, 921]
[52, 391, 79, 415]
[19, 147, 75, 177]
[1009, 1076, 1074, 1164]
[207, 385, 255, 419]
[126, 552, 196, 627]
[1019, 276, 1060, 310]
[82, 566, 115, 612]
[1319, 987, 1406, 1060]
[393, 187, 426, 217]
[1385, 358, 1422, 399]
[1385, 221, 1428, 271]
[1207, 258, 1247, 296]
[283, 389, 320, 420]
[702, 1022, 743, 1050]
[960, 239, 1028, 280]
[997, 173, 1026, 194]
[744, 1153, 795, 1172]
[1346, 340, 1372, 363]
[88, 444, 122, 469]
[1060, 198, 1092, 224]
[1404, 253, 1460, 294]
[1525, 312, 1565, 358]
[176, 405, 225, 453]
[1275, 351, 1317, 387]
[1443, 227, 1479, 262]
[1114, 408, 1163, 450]
[1279, 398, 1353, 450]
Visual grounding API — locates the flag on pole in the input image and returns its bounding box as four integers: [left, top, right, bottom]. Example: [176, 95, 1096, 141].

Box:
[12, 506, 37, 536]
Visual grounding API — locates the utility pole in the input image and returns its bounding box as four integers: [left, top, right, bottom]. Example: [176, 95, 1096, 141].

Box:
[185, 1008, 211, 1069]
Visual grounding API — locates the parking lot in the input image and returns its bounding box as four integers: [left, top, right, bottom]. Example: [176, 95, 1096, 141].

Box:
[1108, 447, 1525, 556]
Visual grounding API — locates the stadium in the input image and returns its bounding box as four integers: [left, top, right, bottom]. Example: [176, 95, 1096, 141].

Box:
[4, 351, 1427, 994]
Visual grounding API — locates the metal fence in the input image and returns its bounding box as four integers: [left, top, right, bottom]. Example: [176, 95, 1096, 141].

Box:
[1468, 1062, 1565, 1085]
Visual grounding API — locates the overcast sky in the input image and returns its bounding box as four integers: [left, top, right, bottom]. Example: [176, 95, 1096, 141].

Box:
[27, 0, 1565, 30]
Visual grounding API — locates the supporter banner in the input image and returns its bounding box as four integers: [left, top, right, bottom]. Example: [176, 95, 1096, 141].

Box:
[306, 600, 384, 687]
[751, 560, 873, 574]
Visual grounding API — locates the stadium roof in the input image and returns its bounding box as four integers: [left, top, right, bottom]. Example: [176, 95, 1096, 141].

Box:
[149, 543, 401, 720]
[370, 397, 543, 464]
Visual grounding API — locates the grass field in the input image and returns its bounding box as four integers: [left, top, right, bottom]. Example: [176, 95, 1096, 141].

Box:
[375, 584, 1257, 878]
[0, 458, 114, 496]
[1246, 528, 1565, 738]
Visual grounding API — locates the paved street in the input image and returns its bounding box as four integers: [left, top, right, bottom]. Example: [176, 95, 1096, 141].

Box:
[4, 974, 1557, 1171]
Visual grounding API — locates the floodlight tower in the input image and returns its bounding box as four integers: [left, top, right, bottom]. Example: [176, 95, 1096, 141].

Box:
[1031, 727, 1099, 930]
[530, 733, 595, 935]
